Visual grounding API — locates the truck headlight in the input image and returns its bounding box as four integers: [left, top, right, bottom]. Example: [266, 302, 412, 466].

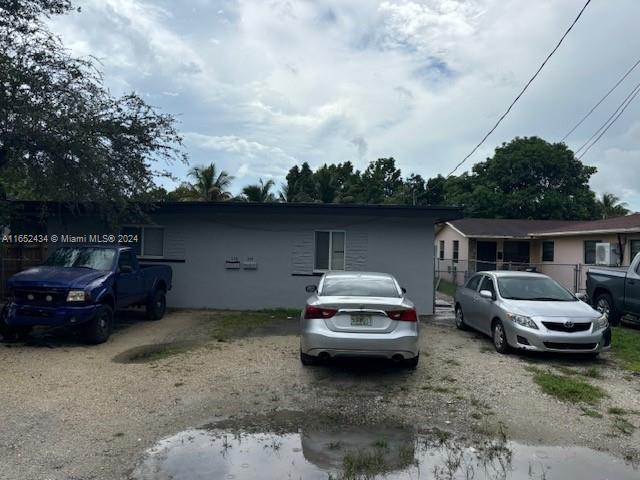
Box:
[506, 313, 538, 330]
[594, 313, 609, 331]
[66, 290, 86, 302]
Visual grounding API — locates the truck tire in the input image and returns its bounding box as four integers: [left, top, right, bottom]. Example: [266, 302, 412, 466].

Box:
[83, 305, 113, 344]
[146, 289, 166, 320]
[0, 306, 31, 342]
[594, 293, 620, 326]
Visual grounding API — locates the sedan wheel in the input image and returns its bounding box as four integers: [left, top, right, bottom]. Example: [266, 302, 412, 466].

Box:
[455, 306, 468, 330]
[492, 321, 510, 354]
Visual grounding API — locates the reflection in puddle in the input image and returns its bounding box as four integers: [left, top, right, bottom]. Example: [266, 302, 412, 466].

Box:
[133, 425, 638, 480]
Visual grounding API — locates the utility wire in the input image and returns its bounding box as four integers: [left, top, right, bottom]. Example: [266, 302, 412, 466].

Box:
[562, 57, 640, 142]
[447, 0, 592, 177]
[577, 83, 640, 159]
[574, 79, 640, 155]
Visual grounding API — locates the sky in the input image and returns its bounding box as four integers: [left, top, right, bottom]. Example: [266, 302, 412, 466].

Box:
[49, 0, 640, 210]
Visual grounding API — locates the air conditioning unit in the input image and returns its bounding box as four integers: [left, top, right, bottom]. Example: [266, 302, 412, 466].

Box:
[595, 243, 620, 266]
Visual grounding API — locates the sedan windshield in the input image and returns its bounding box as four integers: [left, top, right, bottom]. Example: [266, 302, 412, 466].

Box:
[44, 247, 116, 271]
[321, 276, 400, 297]
[497, 276, 576, 301]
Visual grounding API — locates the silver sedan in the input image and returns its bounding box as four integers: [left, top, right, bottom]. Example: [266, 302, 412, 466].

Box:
[454, 271, 611, 355]
[300, 271, 419, 367]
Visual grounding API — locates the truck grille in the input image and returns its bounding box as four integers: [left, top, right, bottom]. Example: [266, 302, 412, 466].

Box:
[543, 342, 597, 350]
[542, 321, 591, 333]
[13, 287, 68, 306]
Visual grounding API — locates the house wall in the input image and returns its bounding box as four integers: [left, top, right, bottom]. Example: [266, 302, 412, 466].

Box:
[48, 212, 437, 314]
[434, 224, 468, 260]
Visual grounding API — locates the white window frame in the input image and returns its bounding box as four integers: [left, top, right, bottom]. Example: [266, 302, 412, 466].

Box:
[121, 225, 165, 259]
[313, 230, 346, 272]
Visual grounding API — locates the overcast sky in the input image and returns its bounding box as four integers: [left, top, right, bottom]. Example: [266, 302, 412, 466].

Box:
[49, 0, 640, 210]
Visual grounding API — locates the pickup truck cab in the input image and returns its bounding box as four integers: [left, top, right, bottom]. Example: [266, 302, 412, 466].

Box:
[1, 246, 172, 344]
[586, 252, 640, 325]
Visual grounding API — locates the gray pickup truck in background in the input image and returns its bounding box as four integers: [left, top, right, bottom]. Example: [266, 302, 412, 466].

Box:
[586, 253, 640, 325]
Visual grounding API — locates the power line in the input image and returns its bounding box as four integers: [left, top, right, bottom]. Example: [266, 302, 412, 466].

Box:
[577, 83, 640, 159]
[447, 0, 592, 177]
[574, 79, 640, 155]
[562, 57, 640, 142]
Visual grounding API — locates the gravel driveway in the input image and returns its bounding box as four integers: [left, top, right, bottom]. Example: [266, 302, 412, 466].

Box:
[1, 307, 639, 479]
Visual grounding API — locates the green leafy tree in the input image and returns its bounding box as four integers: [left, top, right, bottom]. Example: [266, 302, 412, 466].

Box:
[184, 163, 234, 201]
[360, 158, 403, 204]
[241, 178, 276, 202]
[442, 137, 599, 220]
[0, 0, 186, 217]
[596, 192, 629, 219]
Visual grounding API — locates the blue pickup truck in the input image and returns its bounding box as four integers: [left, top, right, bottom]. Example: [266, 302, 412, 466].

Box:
[1, 246, 172, 344]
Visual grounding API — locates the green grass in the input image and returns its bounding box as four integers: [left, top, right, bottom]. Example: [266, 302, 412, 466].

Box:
[608, 407, 628, 415]
[531, 370, 605, 405]
[436, 279, 457, 298]
[613, 417, 636, 435]
[342, 449, 387, 479]
[611, 327, 640, 373]
[580, 407, 603, 418]
[206, 308, 298, 341]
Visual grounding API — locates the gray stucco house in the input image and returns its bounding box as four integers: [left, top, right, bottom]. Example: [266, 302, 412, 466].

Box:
[19, 202, 461, 314]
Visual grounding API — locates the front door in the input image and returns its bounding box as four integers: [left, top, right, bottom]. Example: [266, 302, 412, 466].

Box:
[503, 241, 530, 265]
[477, 241, 497, 272]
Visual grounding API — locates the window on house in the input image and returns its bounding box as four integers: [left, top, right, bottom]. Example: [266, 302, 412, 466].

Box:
[542, 241, 554, 262]
[314, 231, 345, 271]
[121, 226, 165, 257]
[453, 240, 459, 263]
[584, 240, 601, 265]
[439, 240, 445, 260]
[631, 240, 640, 263]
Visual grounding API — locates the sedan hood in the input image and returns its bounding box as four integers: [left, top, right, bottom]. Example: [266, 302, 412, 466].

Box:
[500, 299, 600, 319]
[8, 266, 110, 289]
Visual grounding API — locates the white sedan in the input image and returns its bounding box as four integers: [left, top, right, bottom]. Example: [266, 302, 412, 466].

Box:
[300, 271, 419, 367]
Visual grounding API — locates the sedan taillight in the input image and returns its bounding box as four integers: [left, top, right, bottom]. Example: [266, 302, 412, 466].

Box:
[386, 309, 418, 322]
[304, 306, 338, 319]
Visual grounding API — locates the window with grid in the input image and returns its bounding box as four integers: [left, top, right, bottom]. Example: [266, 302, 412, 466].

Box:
[453, 240, 459, 263]
[583, 240, 601, 265]
[542, 241, 554, 262]
[439, 240, 445, 260]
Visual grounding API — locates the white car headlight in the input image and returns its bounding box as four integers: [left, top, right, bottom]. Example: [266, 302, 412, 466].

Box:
[66, 290, 86, 302]
[594, 313, 609, 331]
[506, 313, 538, 330]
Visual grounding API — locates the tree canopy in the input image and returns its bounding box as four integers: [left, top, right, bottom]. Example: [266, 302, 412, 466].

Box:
[0, 0, 185, 216]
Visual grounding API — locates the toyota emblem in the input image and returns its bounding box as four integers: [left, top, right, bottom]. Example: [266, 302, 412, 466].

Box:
[564, 320, 574, 329]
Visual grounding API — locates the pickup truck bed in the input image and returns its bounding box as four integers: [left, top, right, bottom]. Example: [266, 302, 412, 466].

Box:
[587, 253, 640, 325]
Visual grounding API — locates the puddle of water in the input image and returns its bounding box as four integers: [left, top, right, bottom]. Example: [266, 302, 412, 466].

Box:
[112, 342, 197, 364]
[132, 425, 638, 480]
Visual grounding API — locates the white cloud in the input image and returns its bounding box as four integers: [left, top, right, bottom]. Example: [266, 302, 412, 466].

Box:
[48, 0, 640, 208]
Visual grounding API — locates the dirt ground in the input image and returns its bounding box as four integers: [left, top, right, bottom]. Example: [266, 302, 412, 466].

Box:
[1, 307, 639, 480]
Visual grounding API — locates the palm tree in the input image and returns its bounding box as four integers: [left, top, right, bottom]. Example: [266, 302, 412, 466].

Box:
[186, 163, 234, 201]
[242, 178, 276, 202]
[597, 192, 629, 219]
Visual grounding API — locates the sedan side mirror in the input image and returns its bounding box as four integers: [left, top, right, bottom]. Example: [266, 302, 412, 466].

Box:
[479, 290, 494, 300]
[305, 285, 317, 293]
[575, 292, 588, 302]
[401, 287, 407, 294]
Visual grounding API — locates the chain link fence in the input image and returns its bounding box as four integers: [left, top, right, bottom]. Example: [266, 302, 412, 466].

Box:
[435, 258, 584, 296]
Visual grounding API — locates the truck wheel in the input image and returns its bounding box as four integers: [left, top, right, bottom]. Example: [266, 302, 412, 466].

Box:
[595, 293, 620, 326]
[146, 289, 166, 320]
[0, 307, 31, 342]
[83, 305, 113, 344]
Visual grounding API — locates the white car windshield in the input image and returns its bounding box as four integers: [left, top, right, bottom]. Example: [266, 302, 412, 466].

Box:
[497, 276, 576, 301]
[320, 276, 400, 297]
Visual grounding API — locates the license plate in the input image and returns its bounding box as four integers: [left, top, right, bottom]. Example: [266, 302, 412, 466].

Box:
[351, 314, 372, 326]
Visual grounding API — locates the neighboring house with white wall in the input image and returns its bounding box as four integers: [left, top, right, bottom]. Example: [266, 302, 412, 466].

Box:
[435, 214, 640, 292]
